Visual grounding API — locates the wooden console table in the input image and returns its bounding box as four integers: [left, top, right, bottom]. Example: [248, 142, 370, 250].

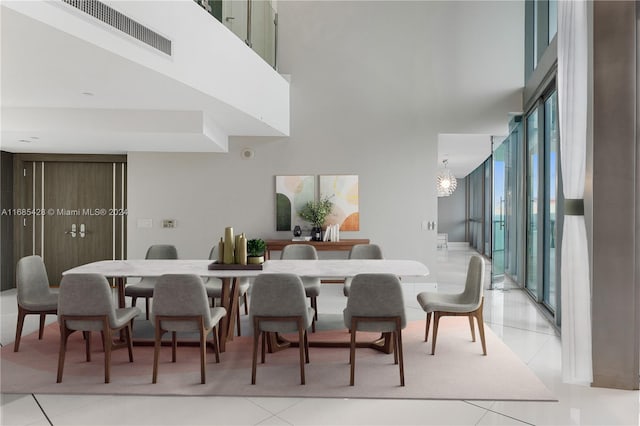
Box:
[264, 238, 370, 260]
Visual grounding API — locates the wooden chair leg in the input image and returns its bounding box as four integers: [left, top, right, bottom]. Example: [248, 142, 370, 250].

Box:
[243, 293, 249, 315]
[56, 325, 71, 383]
[212, 325, 220, 363]
[152, 322, 163, 384]
[85, 331, 92, 362]
[304, 329, 310, 363]
[393, 331, 398, 365]
[125, 323, 134, 362]
[424, 312, 432, 342]
[145, 298, 150, 321]
[310, 297, 317, 333]
[431, 312, 441, 355]
[468, 314, 476, 342]
[171, 331, 177, 362]
[103, 326, 112, 384]
[476, 308, 487, 355]
[236, 302, 242, 336]
[349, 318, 357, 386]
[38, 313, 46, 339]
[199, 325, 206, 384]
[397, 324, 405, 387]
[251, 320, 260, 385]
[14, 307, 26, 352]
[297, 321, 306, 385]
[261, 331, 266, 364]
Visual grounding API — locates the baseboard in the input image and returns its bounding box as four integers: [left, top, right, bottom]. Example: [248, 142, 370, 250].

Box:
[439, 242, 470, 250]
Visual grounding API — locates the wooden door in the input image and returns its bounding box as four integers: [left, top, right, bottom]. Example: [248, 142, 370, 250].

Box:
[15, 156, 126, 287]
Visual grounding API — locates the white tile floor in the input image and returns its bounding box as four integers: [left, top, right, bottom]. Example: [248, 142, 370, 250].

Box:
[2, 248, 639, 426]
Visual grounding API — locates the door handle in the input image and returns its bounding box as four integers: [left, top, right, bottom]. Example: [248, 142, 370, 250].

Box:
[225, 16, 235, 21]
[65, 224, 77, 238]
[80, 223, 86, 238]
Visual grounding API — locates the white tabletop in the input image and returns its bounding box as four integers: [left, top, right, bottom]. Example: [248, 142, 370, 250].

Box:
[63, 259, 429, 278]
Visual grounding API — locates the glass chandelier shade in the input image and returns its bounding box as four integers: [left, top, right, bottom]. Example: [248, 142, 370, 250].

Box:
[437, 159, 457, 197]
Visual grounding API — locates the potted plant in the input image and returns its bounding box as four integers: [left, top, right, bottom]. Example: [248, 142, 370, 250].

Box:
[247, 238, 266, 264]
[298, 196, 334, 241]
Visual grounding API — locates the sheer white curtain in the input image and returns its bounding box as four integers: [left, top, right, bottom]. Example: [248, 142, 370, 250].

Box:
[558, 0, 592, 384]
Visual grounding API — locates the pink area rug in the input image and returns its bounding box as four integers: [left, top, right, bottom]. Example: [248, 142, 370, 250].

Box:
[1, 319, 555, 401]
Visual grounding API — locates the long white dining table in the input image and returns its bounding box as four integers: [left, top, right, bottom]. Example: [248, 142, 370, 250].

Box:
[63, 259, 429, 352]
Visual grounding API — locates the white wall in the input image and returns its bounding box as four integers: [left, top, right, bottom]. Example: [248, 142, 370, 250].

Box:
[127, 1, 524, 281]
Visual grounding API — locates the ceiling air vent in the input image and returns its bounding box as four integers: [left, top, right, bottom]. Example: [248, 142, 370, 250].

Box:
[62, 0, 172, 55]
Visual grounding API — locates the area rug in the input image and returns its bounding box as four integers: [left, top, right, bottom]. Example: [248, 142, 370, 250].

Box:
[1, 318, 555, 401]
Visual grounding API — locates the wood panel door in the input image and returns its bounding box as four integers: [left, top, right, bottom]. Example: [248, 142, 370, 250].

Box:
[15, 157, 126, 287]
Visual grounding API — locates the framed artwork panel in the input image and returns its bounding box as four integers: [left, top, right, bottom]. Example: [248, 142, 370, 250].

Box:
[275, 175, 315, 231]
[319, 175, 359, 231]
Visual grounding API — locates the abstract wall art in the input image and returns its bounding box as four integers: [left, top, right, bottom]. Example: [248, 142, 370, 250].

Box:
[319, 175, 359, 231]
[275, 175, 315, 231]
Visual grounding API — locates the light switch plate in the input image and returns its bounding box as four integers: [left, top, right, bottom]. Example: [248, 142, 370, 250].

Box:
[162, 219, 176, 228]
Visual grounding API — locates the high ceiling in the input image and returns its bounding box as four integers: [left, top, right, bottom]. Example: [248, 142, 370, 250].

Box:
[1, 1, 524, 177]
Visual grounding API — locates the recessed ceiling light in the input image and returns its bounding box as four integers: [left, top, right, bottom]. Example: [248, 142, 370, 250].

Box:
[82, 92, 95, 96]
[18, 139, 32, 143]
[29, 136, 39, 140]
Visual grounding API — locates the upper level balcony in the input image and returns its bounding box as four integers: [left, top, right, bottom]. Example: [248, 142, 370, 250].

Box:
[194, 0, 277, 69]
[1, 0, 289, 154]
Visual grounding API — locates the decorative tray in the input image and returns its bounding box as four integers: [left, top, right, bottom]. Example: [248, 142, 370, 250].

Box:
[208, 262, 263, 270]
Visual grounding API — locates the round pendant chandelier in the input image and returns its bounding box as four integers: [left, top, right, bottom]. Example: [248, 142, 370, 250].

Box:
[437, 159, 457, 197]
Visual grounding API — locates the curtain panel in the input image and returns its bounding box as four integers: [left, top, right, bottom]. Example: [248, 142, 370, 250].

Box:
[557, 0, 592, 384]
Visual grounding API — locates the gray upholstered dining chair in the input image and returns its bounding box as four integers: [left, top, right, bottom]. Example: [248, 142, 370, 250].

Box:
[125, 244, 178, 320]
[343, 244, 384, 297]
[151, 274, 226, 384]
[204, 246, 250, 336]
[280, 244, 320, 332]
[250, 273, 314, 385]
[57, 273, 141, 383]
[344, 273, 406, 386]
[14, 255, 58, 352]
[416, 254, 487, 355]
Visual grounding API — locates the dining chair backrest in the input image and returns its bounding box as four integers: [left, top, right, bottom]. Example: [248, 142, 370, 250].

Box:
[152, 274, 212, 332]
[280, 244, 318, 260]
[460, 255, 485, 309]
[348, 244, 383, 260]
[16, 255, 53, 305]
[344, 273, 406, 331]
[146, 245, 178, 260]
[58, 273, 117, 331]
[250, 273, 310, 324]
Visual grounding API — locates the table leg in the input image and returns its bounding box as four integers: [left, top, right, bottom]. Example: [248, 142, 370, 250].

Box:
[226, 278, 240, 343]
[218, 277, 239, 352]
[267, 332, 394, 354]
[115, 277, 126, 341]
[115, 277, 126, 308]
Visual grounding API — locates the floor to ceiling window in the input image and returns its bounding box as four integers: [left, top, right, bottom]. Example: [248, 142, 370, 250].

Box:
[492, 117, 524, 287]
[524, 87, 560, 318]
[543, 90, 559, 312]
[526, 108, 540, 297]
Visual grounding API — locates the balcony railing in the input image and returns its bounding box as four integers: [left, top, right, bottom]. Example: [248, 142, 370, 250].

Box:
[195, 0, 277, 69]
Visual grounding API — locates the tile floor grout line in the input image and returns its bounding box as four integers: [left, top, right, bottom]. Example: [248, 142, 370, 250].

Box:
[245, 396, 305, 417]
[254, 414, 294, 426]
[31, 394, 54, 426]
[464, 401, 536, 426]
[483, 319, 559, 337]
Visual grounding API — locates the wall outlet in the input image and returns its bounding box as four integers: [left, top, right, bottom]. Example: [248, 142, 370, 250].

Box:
[162, 219, 176, 228]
